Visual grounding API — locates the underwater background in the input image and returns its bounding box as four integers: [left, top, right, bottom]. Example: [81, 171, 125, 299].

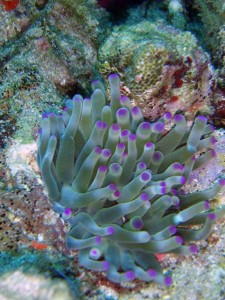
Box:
[0, 0, 225, 299]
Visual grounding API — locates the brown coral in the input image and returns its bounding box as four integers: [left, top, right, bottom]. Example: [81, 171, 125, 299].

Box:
[98, 21, 216, 121]
[0, 150, 67, 253]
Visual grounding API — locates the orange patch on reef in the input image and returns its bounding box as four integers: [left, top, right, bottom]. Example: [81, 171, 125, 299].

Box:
[189, 99, 203, 113]
[169, 95, 179, 102]
[1, 0, 19, 11]
[186, 56, 192, 64]
[30, 241, 48, 250]
[175, 78, 183, 88]
[159, 85, 168, 95]
[155, 253, 166, 262]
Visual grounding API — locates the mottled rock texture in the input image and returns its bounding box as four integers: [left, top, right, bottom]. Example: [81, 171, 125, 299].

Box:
[99, 21, 216, 121]
[0, 0, 109, 143]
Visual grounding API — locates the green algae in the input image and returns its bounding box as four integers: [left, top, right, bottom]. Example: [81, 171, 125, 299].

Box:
[99, 21, 200, 94]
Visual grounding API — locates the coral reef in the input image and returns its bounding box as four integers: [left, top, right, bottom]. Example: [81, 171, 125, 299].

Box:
[0, 148, 67, 253]
[0, 270, 75, 300]
[176, 1, 225, 88]
[190, 0, 225, 66]
[37, 74, 225, 285]
[0, 143, 115, 299]
[1, 0, 225, 297]
[0, 0, 109, 143]
[98, 21, 215, 121]
[1, 0, 20, 12]
[217, 25, 225, 88]
[168, 0, 187, 30]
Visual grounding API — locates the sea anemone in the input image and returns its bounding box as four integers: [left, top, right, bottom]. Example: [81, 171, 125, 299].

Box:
[37, 74, 225, 285]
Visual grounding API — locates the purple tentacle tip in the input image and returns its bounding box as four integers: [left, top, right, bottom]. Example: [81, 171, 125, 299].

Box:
[125, 270, 135, 281]
[154, 122, 165, 132]
[120, 95, 129, 102]
[131, 106, 140, 115]
[99, 165, 107, 172]
[95, 147, 103, 155]
[171, 188, 177, 195]
[95, 236, 102, 244]
[92, 79, 100, 85]
[63, 106, 70, 112]
[141, 171, 151, 182]
[210, 149, 216, 158]
[197, 115, 207, 122]
[172, 197, 180, 207]
[102, 149, 111, 158]
[141, 122, 151, 130]
[111, 123, 120, 131]
[219, 178, 225, 186]
[133, 217, 143, 230]
[117, 107, 128, 117]
[63, 208, 72, 216]
[42, 112, 49, 119]
[117, 142, 125, 149]
[175, 236, 183, 245]
[129, 133, 136, 141]
[210, 136, 217, 145]
[49, 112, 56, 118]
[73, 95, 82, 102]
[210, 124, 215, 132]
[109, 73, 119, 80]
[140, 193, 150, 201]
[138, 161, 147, 169]
[90, 248, 101, 260]
[204, 200, 210, 210]
[153, 152, 162, 161]
[103, 261, 110, 271]
[180, 176, 186, 184]
[174, 114, 184, 122]
[38, 128, 42, 135]
[169, 225, 177, 235]
[108, 183, 117, 191]
[107, 226, 115, 235]
[121, 129, 129, 138]
[208, 212, 216, 220]
[111, 163, 120, 172]
[113, 190, 121, 198]
[147, 269, 157, 278]
[164, 276, 173, 286]
[145, 142, 154, 149]
[161, 186, 167, 195]
[164, 111, 172, 120]
[173, 163, 184, 171]
[97, 120, 107, 129]
[189, 244, 198, 254]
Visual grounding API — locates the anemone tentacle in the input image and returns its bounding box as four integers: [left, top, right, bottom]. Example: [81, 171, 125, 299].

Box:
[37, 74, 224, 285]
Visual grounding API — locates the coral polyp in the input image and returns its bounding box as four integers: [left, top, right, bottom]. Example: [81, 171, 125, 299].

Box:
[37, 74, 224, 285]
